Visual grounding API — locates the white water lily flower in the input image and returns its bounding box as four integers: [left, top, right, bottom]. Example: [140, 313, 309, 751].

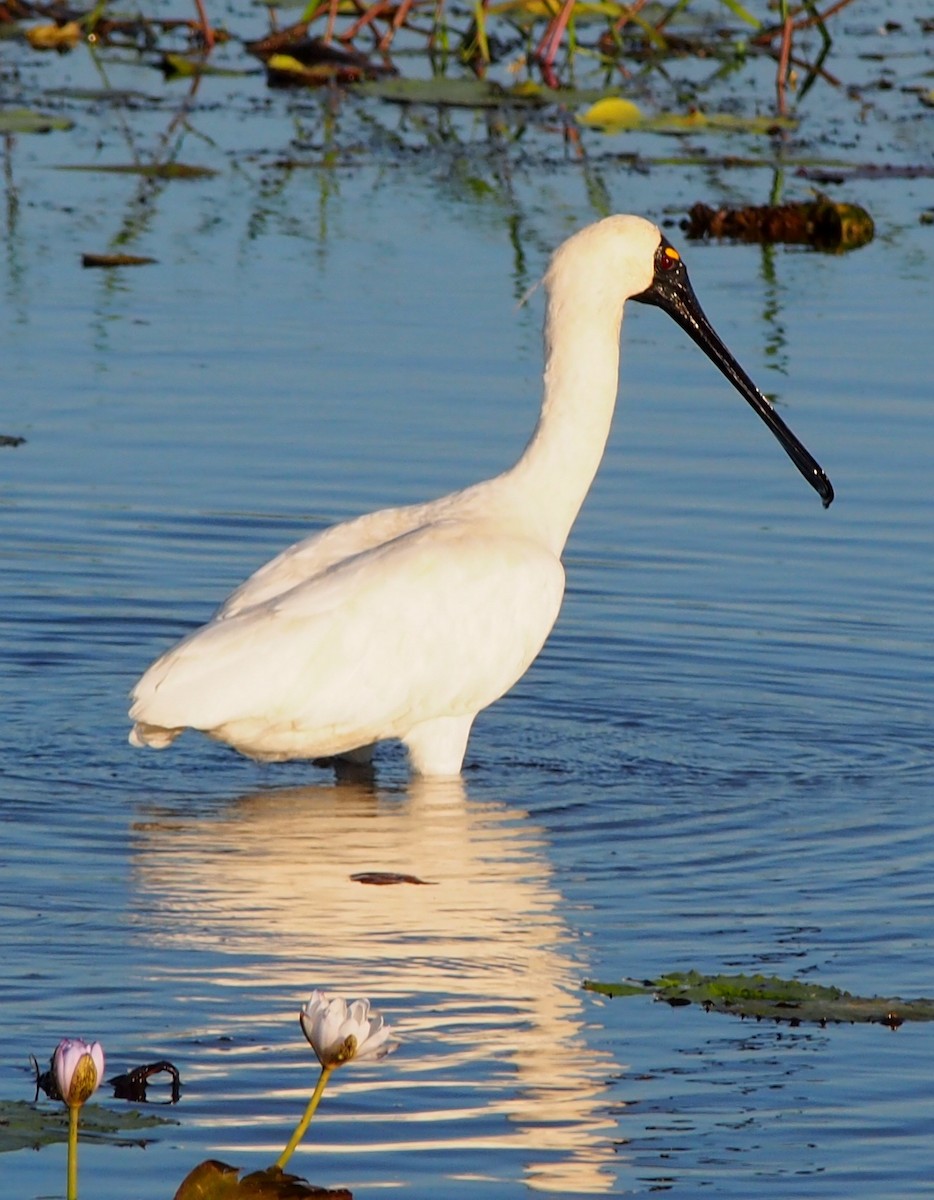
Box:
[53, 1038, 105, 1108]
[299, 990, 397, 1069]
[276, 991, 398, 1170]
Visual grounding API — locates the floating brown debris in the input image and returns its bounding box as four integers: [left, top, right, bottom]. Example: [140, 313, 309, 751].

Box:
[174, 1160, 353, 1200]
[109, 1059, 182, 1103]
[798, 163, 934, 183]
[350, 871, 435, 886]
[82, 252, 158, 268]
[684, 196, 874, 252]
[62, 163, 215, 180]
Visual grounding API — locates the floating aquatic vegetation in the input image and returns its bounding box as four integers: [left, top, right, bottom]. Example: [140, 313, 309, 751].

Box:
[14, 1, 219, 54]
[0, 1099, 172, 1154]
[584, 970, 934, 1028]
[683, 195, 875, 252]
[5, 0, 863, 99]
[158, 52, 250, 78]
[173, 1159, 351, 1199]
[798, 163, 934, 183]
[0, 107, 74, 134]
[246, 30, 396, 86]
[578, 96, 797, 134]
[359, 74, 563, 109]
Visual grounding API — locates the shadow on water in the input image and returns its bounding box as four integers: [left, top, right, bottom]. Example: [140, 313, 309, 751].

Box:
[129, 775, 621, 1193]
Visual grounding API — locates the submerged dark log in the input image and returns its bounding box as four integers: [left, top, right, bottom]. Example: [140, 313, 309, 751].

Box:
[684, 196, 874, 252]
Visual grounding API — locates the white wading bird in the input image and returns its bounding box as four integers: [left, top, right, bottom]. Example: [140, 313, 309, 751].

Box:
[130, 215, 833, 776]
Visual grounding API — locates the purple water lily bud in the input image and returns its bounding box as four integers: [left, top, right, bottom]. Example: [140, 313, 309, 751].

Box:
[53, 1039, 105, 1108]
[299, 991, 398, 1069]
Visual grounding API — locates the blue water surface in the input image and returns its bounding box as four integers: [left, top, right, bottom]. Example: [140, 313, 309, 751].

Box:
[1, 4, 933, 1197]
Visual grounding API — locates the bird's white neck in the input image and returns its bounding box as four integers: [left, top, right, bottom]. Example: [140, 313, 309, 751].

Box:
[500, 286, 627, 556]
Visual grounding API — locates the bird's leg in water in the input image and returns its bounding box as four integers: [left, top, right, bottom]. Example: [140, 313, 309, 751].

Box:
[403, 714, 475, 777]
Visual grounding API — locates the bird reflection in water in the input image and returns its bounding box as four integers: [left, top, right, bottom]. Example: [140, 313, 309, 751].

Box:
[130, 776, 621, 1194]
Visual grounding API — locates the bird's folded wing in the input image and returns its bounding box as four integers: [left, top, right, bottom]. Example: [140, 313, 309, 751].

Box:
[129, 520, 565, 749]
[216, 499, 437, 619]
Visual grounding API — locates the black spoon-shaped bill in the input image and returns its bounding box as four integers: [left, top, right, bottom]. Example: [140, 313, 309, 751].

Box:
[632, 238, 834, 508]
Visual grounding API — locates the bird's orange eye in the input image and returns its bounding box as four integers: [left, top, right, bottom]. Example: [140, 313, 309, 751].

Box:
[657, 244, 681, 271]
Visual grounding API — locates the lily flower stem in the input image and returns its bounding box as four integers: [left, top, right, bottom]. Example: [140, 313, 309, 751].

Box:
[275, 1065, 333, 1170]
[66, 1103, 80, 1200]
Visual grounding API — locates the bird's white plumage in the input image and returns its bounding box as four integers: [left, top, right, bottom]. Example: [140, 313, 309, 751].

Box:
[130, 215, 663, 775]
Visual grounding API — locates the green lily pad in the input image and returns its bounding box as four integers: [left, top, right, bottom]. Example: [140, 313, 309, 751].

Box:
[0, 1100, 174, 1154]
[584, 970, 934, 1027]
[359, 75, 566, 109]
[160, 53, 253, 79]
[0, 107, 74, 134]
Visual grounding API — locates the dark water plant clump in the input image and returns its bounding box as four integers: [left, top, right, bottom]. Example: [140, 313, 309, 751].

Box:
[684, 195, 875, 251]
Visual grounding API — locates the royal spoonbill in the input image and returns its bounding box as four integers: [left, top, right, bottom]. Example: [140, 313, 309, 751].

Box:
[129, 214, 833, 776]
